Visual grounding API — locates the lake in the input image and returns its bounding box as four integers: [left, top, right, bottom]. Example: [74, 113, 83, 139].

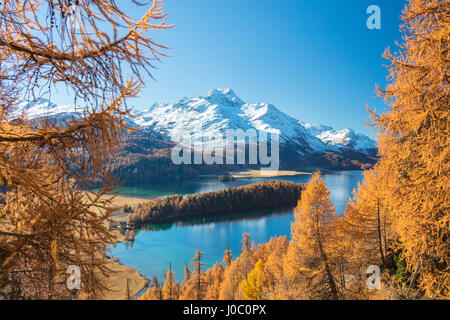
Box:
[109, 170, 363, 282]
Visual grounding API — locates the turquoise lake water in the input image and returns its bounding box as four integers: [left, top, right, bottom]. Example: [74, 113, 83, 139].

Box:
[109, 171, 363, 282]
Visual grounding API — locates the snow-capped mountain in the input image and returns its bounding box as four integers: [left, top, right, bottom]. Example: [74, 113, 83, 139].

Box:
[16, 89, 376, 154]
[14, 88, 378, 174]
[14, 98, 79, 121]
[299, 123, 334, 137]
[317, 128, 376, 151]
[130, 88, 376, 154]
[132, 88, 330, 155]
[300, 123, 376, 152]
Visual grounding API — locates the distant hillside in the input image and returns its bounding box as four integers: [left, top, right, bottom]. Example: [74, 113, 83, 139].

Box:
[14, 89, 378, 183]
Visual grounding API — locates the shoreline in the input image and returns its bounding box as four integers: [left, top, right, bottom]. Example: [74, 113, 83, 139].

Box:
[98, 173, 308, 299]
[98, 259, 149, 300]
[127, 180, 303, 227]
[230, 169, 311, 179]
[93, 195, 150, 300]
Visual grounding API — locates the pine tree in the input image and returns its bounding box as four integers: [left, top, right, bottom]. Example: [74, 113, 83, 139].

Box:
[367, 0, 449, 298]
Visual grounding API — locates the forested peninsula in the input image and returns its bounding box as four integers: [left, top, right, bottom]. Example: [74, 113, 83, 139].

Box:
[127, 181, 304, 226]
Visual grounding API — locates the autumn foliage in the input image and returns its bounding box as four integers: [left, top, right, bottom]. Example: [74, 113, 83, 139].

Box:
[140, 0, 449, 298]
[128, 181, 304, 226]
[366, 0, 449, 298]
[283, 172, 341, 299]
[1, 0, 448, 301]
[0, 0, 170, 299]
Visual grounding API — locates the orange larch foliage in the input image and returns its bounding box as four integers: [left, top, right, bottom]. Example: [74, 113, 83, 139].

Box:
[0, 0, 171, 299]
[367, 0, 449, 299]
[283, 172, 341, 299]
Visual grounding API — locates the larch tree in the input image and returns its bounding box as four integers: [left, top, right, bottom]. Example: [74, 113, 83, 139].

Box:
[203, 262, 224, 300]
[179, 262, 194, 299]
[240, 233, 254, 277]
[190, 249, 206, 300]
[283, 172, 341, 300]
[219, 258, 242, 300]
[241, 259, 265, 300]
[219, 249, 241, 300]
[162, 263, 176, 300]
[223, 246, 233, 267]
[153, 276, 163, 300]
[343, 167, 391, 267]
[139, 276, 162, 301]
[0, 0, 171, 299]
[262, 237, 288, 296]
[124, 278, 132, 300]
[367, 0, 449, 298]
[183, 263, 191, 284]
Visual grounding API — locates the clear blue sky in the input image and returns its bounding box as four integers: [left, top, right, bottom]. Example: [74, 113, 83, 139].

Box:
[52, 0, 407, 137]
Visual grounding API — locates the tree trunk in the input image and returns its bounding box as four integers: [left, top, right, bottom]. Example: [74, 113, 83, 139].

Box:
[316, 212, 339, 300]
[376, 202, 385, 265]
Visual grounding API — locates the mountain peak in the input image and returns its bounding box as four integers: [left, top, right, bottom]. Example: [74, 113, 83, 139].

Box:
[206, 88, 235, 97]
[205, 88, 244, 106]
[316, 127, 376, 151]
[13, 98, 83, 121]
[15, 90, 377, 156]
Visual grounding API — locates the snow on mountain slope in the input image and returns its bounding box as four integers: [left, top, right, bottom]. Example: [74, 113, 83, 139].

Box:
[14, 98, 78, 120]
[301, 122, 376, 152]
[300, 123, 334, 137]
[13, 98, 141, 128]
[318, 128, 376, 151]
[15, 88, 376, 155]
[133, 88, 332, 155]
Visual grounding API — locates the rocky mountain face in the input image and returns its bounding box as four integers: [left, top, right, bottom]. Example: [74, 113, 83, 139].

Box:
[15, 89, 378, 183]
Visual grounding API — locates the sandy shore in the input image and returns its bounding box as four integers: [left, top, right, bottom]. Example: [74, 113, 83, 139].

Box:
[97, 260, 149, 300]
[231, 169, 311, 178]
[96, 173, 309, 299]
[86, 194, 149, 300]
[110, 195, 149, 208]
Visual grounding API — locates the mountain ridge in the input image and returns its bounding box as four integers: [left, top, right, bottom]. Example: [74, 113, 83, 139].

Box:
[15, 88, 376, 154]
[14, 88, 378, 182]
[130, 88, 376, 154]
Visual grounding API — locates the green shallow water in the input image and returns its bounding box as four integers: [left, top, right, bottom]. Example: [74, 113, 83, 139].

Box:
[109, 171, 363, 282]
